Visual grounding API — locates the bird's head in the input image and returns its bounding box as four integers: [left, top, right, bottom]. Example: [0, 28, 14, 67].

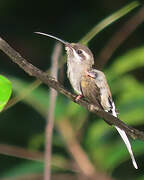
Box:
[35, 32, 94, 67]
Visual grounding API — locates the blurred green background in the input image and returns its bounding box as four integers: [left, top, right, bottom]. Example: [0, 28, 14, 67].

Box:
[0, 0, 144, 179]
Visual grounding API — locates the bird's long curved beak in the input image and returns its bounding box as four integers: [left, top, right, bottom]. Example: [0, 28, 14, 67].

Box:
[35, 31, 74, 55]
[35, 32, 69, 46]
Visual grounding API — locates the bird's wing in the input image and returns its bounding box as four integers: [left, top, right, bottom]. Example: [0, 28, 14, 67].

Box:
[80, 72, 102, 108]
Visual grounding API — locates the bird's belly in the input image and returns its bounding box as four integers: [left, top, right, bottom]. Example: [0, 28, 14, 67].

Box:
[69, 74, 81, 94]
[67, 63, 82, 94]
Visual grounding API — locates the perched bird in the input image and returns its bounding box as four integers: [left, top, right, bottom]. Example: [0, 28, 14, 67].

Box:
[35, 32, 138, 169]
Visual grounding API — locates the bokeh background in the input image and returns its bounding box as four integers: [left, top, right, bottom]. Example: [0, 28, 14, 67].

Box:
[0, 0, 144, 179]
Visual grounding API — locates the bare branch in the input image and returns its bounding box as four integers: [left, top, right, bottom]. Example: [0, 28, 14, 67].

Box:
[0, 37, 144, 141]
[0, 144, 74, 171]
[44, 43, 62, 180]
[0, 144, 43, 161]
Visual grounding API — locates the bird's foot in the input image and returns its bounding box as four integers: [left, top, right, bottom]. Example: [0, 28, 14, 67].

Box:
[75, 95, 83, 102]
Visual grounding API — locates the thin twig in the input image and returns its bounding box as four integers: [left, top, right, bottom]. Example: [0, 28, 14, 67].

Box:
[44, 43, 62, 180]
[0, 144, 73, 171]
[96, 5, 144, 69]
[57, 119, 114, 180]
[0, 144, 43, 161]
[0, 37, 144, 141]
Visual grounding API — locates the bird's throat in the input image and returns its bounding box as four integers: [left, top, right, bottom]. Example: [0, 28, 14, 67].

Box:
[67, 58, 85, 94]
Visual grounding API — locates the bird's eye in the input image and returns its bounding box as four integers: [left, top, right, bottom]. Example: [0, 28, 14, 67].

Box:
[77, 49, 83, 55]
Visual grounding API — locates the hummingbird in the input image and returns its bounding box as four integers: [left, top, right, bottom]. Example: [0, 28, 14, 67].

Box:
[35, 32, 138, 169]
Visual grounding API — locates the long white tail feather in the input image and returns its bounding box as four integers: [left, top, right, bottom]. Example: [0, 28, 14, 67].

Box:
[111, 102, 138, 169]
[114, 125, 138, 169]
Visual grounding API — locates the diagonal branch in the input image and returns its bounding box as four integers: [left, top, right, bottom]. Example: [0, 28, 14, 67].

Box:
[0, 37, 144, 141]
[0, 144, 43, 161]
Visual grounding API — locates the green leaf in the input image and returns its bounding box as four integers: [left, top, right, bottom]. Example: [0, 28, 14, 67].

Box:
[109, 75, 144, 125]
[84, 120, 114, 169]
[0, 75, 12, 112]
[106, 46, 144, 80]
[80, 1, 140, 45]
[10, 76, 69, 118]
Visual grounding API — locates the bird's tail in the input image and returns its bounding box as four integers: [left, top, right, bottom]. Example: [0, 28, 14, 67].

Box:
[111, 102, 138, 169]
[114, 125, 138, 169]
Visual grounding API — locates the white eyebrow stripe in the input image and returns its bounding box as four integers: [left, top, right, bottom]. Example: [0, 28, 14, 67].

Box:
[81, 50, 90, 60]
[73, 49, 82, 61]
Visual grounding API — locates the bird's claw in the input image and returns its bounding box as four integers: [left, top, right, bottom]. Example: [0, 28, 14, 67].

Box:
[75, 95, 83, 102]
